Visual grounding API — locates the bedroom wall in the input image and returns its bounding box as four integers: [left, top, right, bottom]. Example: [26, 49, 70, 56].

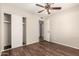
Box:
[0, 4, 39, 50]
[0, 6, 2, 51]
[0, 13, 1, 51]
[48, 5, 79, 49]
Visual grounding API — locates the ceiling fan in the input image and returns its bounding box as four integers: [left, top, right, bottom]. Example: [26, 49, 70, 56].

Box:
[36, 3, 61, 14]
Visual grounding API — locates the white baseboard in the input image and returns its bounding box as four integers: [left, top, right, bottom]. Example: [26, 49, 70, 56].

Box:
[51, 41, 79, 50]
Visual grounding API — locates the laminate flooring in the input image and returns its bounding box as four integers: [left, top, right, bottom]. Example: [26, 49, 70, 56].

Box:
[1, 41, 79, 56]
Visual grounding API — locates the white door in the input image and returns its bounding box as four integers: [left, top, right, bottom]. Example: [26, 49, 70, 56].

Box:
[44, 20, 50, 42]
[12, 14, 23, 48]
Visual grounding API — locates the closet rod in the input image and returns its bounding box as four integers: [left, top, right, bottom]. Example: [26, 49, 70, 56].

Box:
[4, 22, 11, 24]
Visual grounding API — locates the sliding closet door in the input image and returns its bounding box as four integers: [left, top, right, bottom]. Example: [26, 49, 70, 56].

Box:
[12, 14, 23, 48]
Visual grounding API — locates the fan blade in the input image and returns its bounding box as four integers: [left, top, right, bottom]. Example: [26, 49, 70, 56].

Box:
[46, 3, 52, 5]
[47, 9, 50, 14]
[36, 4, 44, 8]
[51, 7, 61, 10]
[38, 10, 45, 13]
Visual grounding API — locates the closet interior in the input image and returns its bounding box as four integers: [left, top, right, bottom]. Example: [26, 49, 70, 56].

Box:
[4, 13, 11, 50]
[23, 17, 26, 45]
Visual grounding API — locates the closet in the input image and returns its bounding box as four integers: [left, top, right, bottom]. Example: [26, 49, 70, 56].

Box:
[3, 13, 27, 50]
[4, 13, 11, 50]
[23, 17, 26, 45]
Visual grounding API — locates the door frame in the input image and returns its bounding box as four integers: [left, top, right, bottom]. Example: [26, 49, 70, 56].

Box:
[39, 20, 44, 42]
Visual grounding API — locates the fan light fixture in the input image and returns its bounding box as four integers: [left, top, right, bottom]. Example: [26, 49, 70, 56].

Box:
[36, 3, 61, 14]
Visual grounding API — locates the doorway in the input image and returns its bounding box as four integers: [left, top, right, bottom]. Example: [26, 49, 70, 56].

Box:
[4, 13, 11, 50]
[39, 20, 44, 42]
[23, 17, 26, 45]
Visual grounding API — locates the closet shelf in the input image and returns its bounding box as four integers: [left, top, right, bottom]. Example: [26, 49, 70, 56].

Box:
[4, 21, 11, 23]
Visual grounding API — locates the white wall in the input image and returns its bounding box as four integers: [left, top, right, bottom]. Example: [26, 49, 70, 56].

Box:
[0, 4, 3, 51]
[0, 4, 39, 50]
[0, 14, 1, 51]
[27, 15, 39, 44]
[0, 7, 2, 51]
[12, 14, 23, 48]
[48, 5, 79, 49]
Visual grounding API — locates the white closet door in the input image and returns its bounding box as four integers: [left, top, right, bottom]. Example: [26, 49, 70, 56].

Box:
[12, 14, 23, 48]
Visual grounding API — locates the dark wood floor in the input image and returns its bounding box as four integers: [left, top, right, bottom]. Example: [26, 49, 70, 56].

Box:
[1, 41, 79, 56]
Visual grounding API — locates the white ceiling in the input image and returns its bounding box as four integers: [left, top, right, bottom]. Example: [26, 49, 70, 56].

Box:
[2, 3, 78, 17]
